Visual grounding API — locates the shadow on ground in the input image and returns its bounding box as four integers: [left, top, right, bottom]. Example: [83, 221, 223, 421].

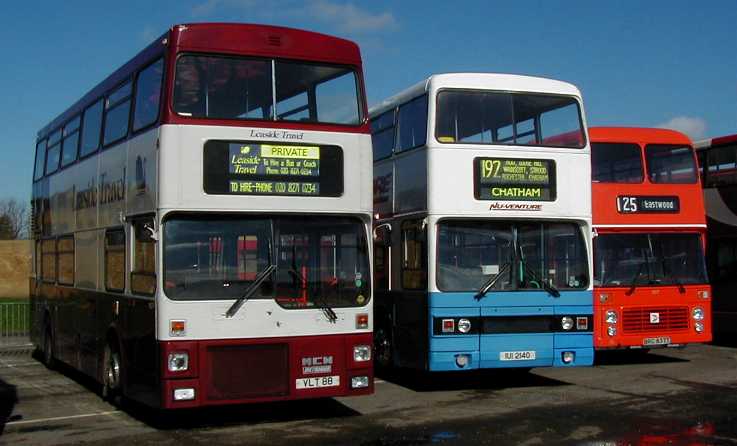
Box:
[594, 350, 690, 366]
[376, 367, 570, 393]
[127, 397, 360, 430]
[20, 349, 360, 431]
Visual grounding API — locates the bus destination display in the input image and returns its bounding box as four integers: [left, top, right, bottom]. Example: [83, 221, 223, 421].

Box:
[203, 140, 343, 197]
[475, 158, 556, 201]
[228, 143, 320, 195]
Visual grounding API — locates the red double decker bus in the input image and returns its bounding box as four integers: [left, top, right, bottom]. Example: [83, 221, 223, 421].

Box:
[590, 127, 712, 350]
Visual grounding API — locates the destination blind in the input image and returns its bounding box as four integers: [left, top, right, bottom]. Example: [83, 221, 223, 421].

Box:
[203, 141, 343, 197]
[474, 158, 556, 201]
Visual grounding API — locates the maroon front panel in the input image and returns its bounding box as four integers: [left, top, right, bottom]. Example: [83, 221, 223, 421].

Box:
[206, 343, 289, 400]
[160, 333, 372, 409]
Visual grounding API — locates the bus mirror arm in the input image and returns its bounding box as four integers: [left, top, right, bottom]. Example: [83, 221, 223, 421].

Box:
[144, 223, 159, 242]
[373, 223, 392, 246]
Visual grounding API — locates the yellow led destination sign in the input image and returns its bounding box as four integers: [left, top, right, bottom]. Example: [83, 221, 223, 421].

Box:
[475, 157, 556, 201]
[229, 144, 321, 177]
[204, 140, 343, 197]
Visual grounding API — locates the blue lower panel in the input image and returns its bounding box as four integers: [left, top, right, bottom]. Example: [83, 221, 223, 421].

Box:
[479, 334, 554, 369]
[554, 333, 594, 366]
[429, 350, 480, 371]
[428, 333, 594, 371]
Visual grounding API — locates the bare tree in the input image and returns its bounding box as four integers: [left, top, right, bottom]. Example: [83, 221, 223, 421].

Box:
[0, 199, 29, 240]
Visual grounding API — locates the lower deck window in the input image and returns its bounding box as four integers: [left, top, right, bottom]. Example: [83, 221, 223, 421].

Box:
[105, 230, 125, 292]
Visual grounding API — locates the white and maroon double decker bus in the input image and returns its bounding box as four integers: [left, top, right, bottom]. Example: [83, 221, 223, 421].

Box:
[30, 23, 374, 409]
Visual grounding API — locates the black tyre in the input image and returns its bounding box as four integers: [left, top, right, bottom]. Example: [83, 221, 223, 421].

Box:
[42, 324, 56, 370]
[102, 342, 122, 404]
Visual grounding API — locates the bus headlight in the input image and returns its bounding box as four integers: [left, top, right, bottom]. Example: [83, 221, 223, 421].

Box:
[692, 307, 704, 321]
[605, 310, 618, 324]
[351, 376, 369, 389]
[561, 317, 574, 331]
[695, 322, 705, 333]
[353, 345, 371, 362]
[607, 326, 617, 337]
[457, 318, 472, 333]
[168, 352, 189, 372]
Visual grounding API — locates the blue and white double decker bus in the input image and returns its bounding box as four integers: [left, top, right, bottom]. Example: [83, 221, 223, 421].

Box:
[370, 73, 593, 371]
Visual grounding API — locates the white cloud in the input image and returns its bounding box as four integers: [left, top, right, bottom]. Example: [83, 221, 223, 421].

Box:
[190, 0, 397, 34]
[307, 1, 397, 34]
[139, 25, 159, 43]
[656, 116, 707, 139]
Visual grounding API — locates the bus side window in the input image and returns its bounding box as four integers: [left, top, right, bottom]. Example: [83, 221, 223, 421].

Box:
[103, 81, 132, 147]
[373, 225, 391, 291]
[131, 220, 156, 295]
[133, 58, 164, 132]
[401, 220, 426, 290]
[105, 229, 126, 292]
[396, 95, 428, 153]
[80, 100, 104, 158]
[57, 235, 75, 286]
[371, 109, 395, 161]
[41, 239, 56, 283]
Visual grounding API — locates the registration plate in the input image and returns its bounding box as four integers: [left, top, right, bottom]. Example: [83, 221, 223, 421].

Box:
[643, 336, 671, 346]
[499, 351, 536, 361]
[296, 375, 340, 389]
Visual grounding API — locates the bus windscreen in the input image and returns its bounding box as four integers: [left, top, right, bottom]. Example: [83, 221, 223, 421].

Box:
[645, 144, 698, 184]
[435, 91, 585, 148]
[594, 233, 708, 287]
[173, 55, 361, 125]
[437, 221, 588, 292]
[163, 215, 370, 308]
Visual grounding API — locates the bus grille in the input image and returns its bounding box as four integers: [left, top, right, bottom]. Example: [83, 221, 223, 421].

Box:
[621, 307, 689, 333]
[206, 343, 289, 400]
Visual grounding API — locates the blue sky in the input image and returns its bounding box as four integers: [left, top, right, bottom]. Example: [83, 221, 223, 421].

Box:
[1, 1, 735, 203]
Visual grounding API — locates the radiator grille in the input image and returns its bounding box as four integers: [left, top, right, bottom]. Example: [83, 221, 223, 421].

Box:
[622, 307, 689, 333]
[206, 343, 289, 400]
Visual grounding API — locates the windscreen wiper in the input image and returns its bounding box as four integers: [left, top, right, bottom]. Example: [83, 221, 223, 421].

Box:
[475, 262, 511, 301]
[317, 299, 338, 323]
[520, 260, 560, 298]
[624, 262, 646, 296]
[660, 258, 686, 294]
[225, 264, 277, 318]
[289, 269, 337, 323]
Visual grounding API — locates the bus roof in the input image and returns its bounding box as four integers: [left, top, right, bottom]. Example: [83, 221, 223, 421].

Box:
[369, 72, 582, 117]
[694, 133, 737, 150]
[37, 23, 362, 140]
[589, 127, 692, 146]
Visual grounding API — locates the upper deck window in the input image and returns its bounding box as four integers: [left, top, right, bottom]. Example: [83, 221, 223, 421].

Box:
[591, 142, 643, 183]
[173, 55, 362, 126]
[33, 140, 46, 181]
[370, 110, 395, 161]
[133, 58, 164, 132]
[103, 81, 132, 147]
[645, 144, 698, 184]
[704, 143, 737, 187]
[435, 90, 585, 148]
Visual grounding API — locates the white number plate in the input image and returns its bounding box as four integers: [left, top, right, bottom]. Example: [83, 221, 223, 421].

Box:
[296, 375, 340, 389]
[643, 336, 671, 346]
[500, 350, 536, 361]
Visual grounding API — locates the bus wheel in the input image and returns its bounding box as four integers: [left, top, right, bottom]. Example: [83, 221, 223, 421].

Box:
[102, 343, 122, 403]
[42, 324, 56, 370]
[374, 327, 393, 369]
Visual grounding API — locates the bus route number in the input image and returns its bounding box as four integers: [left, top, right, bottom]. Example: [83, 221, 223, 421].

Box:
[481, 159, 502, 179]
[617, 196, 638, 213]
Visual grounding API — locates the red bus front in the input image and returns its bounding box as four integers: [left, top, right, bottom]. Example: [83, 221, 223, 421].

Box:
[591, 127, 712, 350]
